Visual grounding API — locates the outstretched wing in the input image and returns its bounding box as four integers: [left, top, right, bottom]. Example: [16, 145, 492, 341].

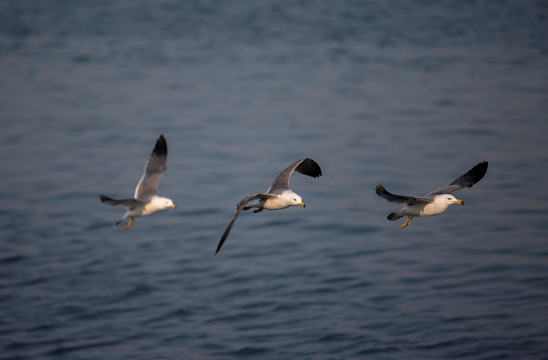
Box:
[100, 195, 144, 209]
[215, 192, 277, 255]
[375, 185, 432, 205]
[267, 158, 322, 193]
[426, 161, 488, 196]
[134, 135, 168, 201]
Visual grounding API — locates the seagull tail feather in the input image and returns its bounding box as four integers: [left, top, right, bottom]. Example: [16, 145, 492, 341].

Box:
[387, 212, 403, 221]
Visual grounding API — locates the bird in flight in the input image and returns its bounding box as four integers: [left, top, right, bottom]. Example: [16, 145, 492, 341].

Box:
[216, 158, 322, 254]
[376, 161, 488, 229]
[100, 134, 177, 229]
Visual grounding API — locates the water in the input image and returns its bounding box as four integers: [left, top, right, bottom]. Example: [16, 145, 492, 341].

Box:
[1, 1, 548, 359]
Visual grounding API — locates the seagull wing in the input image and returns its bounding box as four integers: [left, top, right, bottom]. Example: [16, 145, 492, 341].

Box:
[426, 161, 488, 196]
[375, 185, 432, 205]
[100, 195, 145, 209]
[216, 192, 277, 254]
[134, 135, 168, 201]
[267, 158, 322, 194]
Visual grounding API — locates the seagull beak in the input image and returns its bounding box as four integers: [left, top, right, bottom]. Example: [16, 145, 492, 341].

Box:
[454, 199, 464, 205]
[300, 202, 306, 208]
[172, 204, 177, 209]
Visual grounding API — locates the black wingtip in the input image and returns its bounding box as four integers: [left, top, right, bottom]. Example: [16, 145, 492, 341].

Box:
[375, 185, 386, 196]
[215, 240, 224, 255]
[153, 134, 168, 157]
[470, 161, 489, 183]
[99, 195, 110, 203]
[298, 158, 323, 178]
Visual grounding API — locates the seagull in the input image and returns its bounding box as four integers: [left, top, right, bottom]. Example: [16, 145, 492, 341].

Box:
[375, 161, 488, 229]
[216, 158, 322, 254]
[100, 134, 177, 229]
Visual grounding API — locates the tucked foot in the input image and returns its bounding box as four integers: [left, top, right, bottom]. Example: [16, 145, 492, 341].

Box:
[398, 216, 413, 230]
[253, 208, 263, 214]
[124, 217, 134, 230]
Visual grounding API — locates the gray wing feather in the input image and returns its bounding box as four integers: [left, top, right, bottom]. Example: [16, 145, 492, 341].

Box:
[100, 195, 144, 209]
[375, 185, 432, 205]
[134, 135, 168, 200]
[426, 161, 488, 196]
[268, 158, 322, 193]
[215, 192, 276, 254]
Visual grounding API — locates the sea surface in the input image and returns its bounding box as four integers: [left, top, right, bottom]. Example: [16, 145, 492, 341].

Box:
[1, 1, 548, 359]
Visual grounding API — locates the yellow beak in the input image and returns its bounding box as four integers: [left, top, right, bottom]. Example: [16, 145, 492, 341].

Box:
[454, 199, 464, 205]
[172, 204, 178, 209]
[300, 202, 306, 208]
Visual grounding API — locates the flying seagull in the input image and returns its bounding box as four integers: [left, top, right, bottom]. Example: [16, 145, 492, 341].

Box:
[375, 161, 488, 229]
[100, 134, 177, 229]
[216, 158, 322, 254]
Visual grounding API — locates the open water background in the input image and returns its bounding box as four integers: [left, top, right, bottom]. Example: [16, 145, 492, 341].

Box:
[1, 1, 548, 359]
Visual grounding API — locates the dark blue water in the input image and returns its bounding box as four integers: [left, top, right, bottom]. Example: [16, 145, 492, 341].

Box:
[1, 1, 548, 359]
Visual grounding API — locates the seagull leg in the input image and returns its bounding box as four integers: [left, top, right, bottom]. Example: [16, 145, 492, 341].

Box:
[124, 217, 134, 230]
[398, 216, 413, 230]
[253, 208, 263, 214]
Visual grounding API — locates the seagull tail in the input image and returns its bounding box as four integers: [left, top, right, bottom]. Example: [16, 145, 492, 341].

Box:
[387, 212, 403, 221]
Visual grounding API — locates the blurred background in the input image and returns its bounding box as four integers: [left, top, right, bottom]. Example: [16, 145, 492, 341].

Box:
[1, 1, 547, 359]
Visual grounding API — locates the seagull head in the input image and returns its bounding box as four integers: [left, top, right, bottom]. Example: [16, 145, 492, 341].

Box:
[439, 194, 464, 206]
[162, 198, 177, 210]
[289, 193, 305, 208]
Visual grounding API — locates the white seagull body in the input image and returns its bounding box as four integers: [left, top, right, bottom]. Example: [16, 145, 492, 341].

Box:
[216, 158, 322, 254]
[376, 161, 488, 229]
[100, 134, 176, 229]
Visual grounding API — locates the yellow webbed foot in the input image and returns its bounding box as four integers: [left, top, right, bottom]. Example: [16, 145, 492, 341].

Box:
[398, 216, 413, 230]
[253, 208, 263, 214]
[124, 217, 134, 230]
